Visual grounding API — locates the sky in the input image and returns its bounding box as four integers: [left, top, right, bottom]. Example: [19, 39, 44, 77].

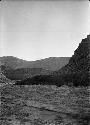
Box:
[0, 0, 90, 61]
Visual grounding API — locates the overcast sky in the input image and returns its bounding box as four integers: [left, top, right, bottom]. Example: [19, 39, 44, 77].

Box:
[0, 0, 90, 61]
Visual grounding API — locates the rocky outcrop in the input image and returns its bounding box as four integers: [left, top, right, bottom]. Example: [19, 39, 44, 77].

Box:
[0, 72, 11, 85]
[52, 35, 90, 86]
[69, 35, 90, 72]
[0, 64, 12, 85]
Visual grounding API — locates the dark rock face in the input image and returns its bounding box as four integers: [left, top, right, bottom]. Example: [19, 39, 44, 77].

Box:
[17, 35, 90, 86]
[69, 36, 90, 72]
[65, 35, 90, 86]
[54, 35, 90, 86]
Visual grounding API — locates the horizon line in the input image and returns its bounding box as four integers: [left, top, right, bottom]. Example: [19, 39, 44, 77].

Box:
[0, 56, 71, 62]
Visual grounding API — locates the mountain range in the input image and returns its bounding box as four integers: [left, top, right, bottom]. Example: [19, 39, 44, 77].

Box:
[16, 35, 90, 86]
[0, 57, 70, 81]
[0, 56, 70, 71]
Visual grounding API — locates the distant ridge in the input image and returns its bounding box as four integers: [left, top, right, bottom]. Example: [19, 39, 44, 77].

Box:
[17, 35, 90, 86]
[0, 56, 70, 71]
[0, 56, 70, 81]
[0, 56, 26, 69]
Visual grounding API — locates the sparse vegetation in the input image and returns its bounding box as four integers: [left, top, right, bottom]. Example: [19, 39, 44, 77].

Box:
[0, 85, 90, 125]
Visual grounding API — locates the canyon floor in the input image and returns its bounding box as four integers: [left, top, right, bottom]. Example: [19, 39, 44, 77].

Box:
[0, 84, 90, 125]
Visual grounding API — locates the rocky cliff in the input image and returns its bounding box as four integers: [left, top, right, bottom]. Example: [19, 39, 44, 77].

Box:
[53, 35, 90, 86]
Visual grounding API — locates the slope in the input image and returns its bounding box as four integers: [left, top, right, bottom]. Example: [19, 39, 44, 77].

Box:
[0, 56, 70, 71]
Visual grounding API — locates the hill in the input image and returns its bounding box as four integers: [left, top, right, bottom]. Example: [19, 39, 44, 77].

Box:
[0, 56, 70, 81]
[0, 56, 26, 69]
[16, 35, 90, 86]
[0, 56, 70, 71]
[2, 67, 51, 81]
[53, 34, 90, 86]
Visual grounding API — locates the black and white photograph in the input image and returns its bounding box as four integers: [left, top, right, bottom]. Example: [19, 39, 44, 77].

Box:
[0, 0, 90, 125]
